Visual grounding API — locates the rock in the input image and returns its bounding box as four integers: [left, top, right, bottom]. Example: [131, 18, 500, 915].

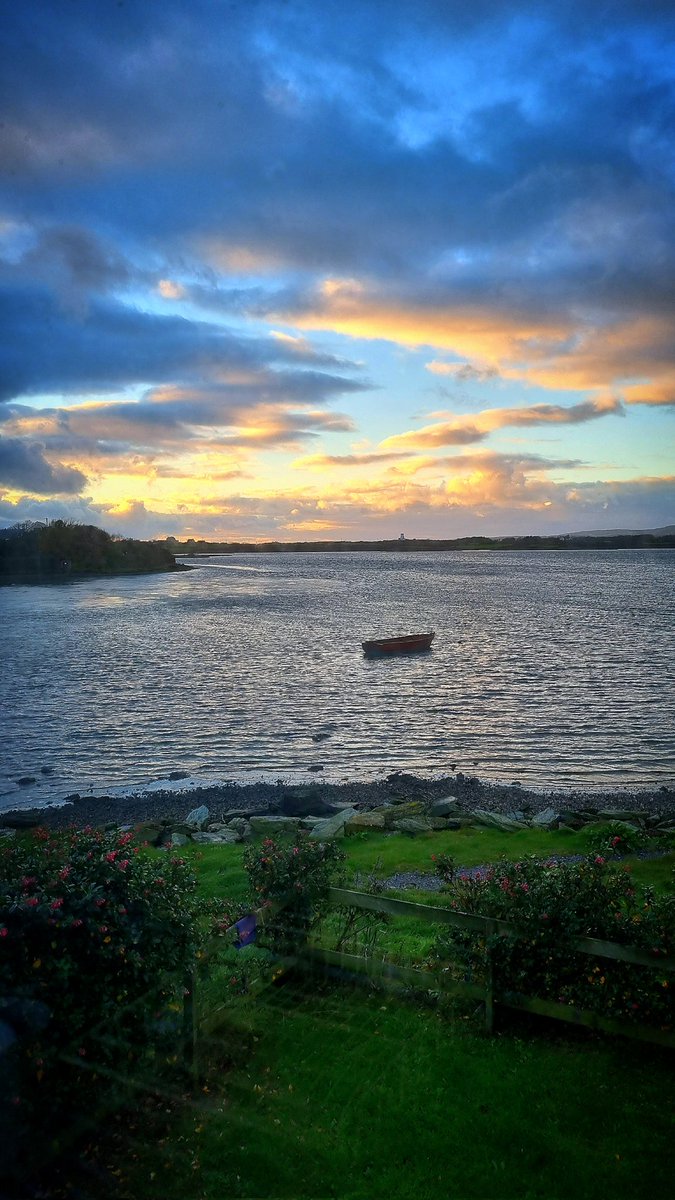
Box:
[133, 821, 166, 846]
[279, 788, 335, 818]
[470, 809, 529, 832]
[308, 764, 324, 773]
[311, 731, 331, 742]
[192, 830, 239, 845]
[598, 808, 646, 823]
[221, 809, 253, 821]
[309, 808, 357, 840]
[16, 777, 36, 786]
[225, 818, 249, 836]
[429, 817, 452, 831]
[0, 812, 41, 829]
[40, 766, 54, 775]
[171, 833, 190, 847]
[249, 815, 302, 835]
[531, 807, 559, 828]
[185, 805, 210, 830]
[63, 793, 81, 803]
[168, 770, 189, 781]
[429, 797, 460, 817]
[299, 816, 323, 829]
[392, 818, 432, 834]
[346, 811, 387, 832]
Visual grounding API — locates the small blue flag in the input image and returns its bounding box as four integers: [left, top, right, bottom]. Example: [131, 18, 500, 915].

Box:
[233, 913, 257, 949]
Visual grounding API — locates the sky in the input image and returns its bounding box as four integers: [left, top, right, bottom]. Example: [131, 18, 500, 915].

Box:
[0, 0, 674, 541]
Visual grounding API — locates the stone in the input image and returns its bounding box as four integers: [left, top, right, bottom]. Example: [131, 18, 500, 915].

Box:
[168, 770, 189, 781]
[470, 809, 529, 832]
[429, 797, 460, 817]
[192, 830, 239, 845]
[598, 808, 646, 823]
[185, 805, 210, 830]
[249, 815, 302, 835]
[40, 766, 54, 775]
[16, 777, 36, 786]
[133, 821, 166, 846]
[309, 808, 357, 840]
[221, 808, 252, 820]
[225, 818, 249, 835]
[531, 807, 560, 828]
[346, 811, 387, 831]
[308, 764, 324, 772]
[299, 816, 323, 829]
[171, 833, 190, 847]
[0, 812, 41, 829]
[392, 818, 432, 834]
[279, 788, 335, 818]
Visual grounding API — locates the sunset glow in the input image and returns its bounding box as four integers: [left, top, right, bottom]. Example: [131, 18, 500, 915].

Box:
[1, 1, 673, 539]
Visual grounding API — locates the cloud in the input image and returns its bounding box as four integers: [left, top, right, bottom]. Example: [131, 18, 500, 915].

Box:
[425, 361, 500, 381]
[0, 437, 86, 495]
[381, 395, 623, 450]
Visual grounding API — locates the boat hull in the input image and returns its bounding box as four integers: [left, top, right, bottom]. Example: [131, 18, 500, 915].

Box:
[361, 632, 435, 657]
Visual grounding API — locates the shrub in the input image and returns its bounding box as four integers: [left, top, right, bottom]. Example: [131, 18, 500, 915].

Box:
[0, 826, 201, 1169]
[242, 837, 345, 951]
[585, 821, 650, 858]
[428, 856, 674, 1029]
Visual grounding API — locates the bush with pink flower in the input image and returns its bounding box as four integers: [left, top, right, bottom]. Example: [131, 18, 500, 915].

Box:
[0, 824, 202, 1166]
[428, 855, 674, 1028]
[242, 836, 345, 950]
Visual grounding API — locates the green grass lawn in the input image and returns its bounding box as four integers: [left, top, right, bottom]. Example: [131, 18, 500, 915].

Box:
[58, 827, 673, 1199]
[183, 826, 675, 912]
[114, 980, 673, 1200]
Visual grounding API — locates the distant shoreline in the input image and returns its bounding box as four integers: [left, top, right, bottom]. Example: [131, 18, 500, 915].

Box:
[0, 563, 192, 587]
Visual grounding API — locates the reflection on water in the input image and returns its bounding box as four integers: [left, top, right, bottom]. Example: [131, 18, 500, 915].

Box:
[1, 550, 674, 808]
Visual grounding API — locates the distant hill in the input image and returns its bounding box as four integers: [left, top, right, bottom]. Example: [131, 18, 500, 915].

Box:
[565, 524, 675, 537]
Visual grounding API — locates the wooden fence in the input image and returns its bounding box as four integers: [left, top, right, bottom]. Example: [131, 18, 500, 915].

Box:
[298, 886, 675, 1049]
[182, 885, 675, 1058]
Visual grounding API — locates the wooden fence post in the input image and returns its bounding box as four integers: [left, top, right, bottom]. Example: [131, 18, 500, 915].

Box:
[484, 920, 496, 1034]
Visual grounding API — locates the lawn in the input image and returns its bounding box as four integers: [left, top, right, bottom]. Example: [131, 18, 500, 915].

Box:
[112, 980, 673, 1200]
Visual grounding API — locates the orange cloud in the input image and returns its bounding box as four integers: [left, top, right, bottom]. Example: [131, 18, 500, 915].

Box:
[381, 395, 622, 451]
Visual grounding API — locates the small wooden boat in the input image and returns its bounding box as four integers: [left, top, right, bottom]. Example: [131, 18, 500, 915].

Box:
[362, 631, 435, 656]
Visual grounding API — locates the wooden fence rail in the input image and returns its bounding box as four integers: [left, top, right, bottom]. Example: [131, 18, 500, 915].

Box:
[320, 886, 675, 1046]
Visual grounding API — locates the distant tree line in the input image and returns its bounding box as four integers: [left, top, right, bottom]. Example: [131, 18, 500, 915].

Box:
[165, 532, 675, 555]
[0, 520, 183, 583]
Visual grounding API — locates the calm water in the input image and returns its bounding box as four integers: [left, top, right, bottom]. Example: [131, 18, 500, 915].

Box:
[1, 550, 674, 811]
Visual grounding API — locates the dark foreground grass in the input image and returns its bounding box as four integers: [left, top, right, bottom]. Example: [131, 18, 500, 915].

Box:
[115, 980, 673, 1200]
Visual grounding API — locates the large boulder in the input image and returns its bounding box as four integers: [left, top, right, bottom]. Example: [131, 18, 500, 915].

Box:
[346, 811, 387, 832]
[192, 830, 239, 845]
[309, 808, 357, 840]
[249, 815, 302, 836]
[531, 807, 560, 829]
[470, 809, 529, 832]
[598, 808, 646, 823]
[185, 805, 210, 830]
[392, 818, 432, 835]
[279, 788, 335, 818]
[429, 797, 461, 817]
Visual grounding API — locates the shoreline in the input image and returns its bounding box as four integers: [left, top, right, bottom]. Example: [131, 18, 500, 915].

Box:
[3, 771, 674, 831]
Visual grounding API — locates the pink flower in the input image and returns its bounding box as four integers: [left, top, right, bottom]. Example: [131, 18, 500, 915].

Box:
[95, 899, 106, 907]
[21, 876, 37, 889]
[520, 883, 529, 892]
[24, 897, 39, 907]
[58, 866, 71, 880]
[49, 898, 64, 910]
[117, 859, 130, 871]
[594, 856, 605, 865]
[0, 927, 8, 938]
[105, 850, 119, 863]
[71, 918, 83, 928]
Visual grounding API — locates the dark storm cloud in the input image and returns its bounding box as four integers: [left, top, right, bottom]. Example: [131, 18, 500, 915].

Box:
[0, 436, 86, 494]
[1, 0, 674, 404]
[0, 284, 368, 405]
